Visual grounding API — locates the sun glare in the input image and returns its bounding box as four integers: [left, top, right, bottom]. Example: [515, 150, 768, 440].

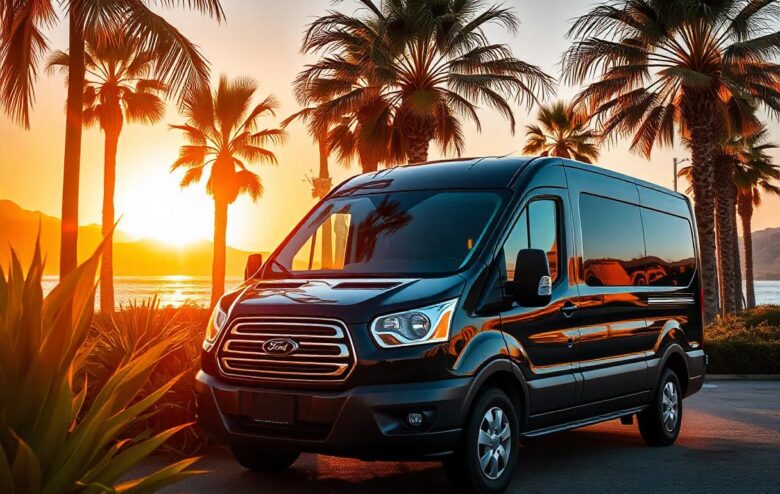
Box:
[116, 169, 213, 247]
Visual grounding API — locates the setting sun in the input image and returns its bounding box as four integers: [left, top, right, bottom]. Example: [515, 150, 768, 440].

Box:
[115, 163, 212, 246]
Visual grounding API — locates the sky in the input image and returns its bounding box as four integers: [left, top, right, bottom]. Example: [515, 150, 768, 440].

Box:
[1, 0, 779, 253]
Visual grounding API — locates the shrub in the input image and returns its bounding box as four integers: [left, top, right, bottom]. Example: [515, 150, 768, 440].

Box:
[736, 305, 780, 331]
[706, 306, 780, 374]
[0, 241, 201, 493]
[89, 301, 210, 455]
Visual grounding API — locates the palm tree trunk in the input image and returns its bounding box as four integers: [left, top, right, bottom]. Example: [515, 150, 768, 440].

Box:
[317, 136, 332, 269]
[714, 157, 736, 314]
[100, 124, 120, 312]
[738, 194, 756, 307]
[60, 10, 85, 278]
[684, 99, 720, 323]
[211, 199, 228, 307]
[403, 117, 434, 164]
[729, 183, 744, 310]
[407, 136, 430, 164]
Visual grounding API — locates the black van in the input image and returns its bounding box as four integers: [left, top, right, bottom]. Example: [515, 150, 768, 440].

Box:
[195, 157, 706, 493]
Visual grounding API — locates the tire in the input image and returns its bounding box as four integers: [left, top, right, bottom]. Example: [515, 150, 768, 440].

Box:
[231, 445, 300, 473]
[444, 387, 520, 494]
[638, 368, 683, 447]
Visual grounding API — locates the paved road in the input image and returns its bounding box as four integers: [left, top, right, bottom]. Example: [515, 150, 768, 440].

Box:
[145, 380, 780, 493]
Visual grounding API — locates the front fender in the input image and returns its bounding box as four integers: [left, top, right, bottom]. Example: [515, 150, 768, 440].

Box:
[450, 329, 511, 376]
[449, 328, 531, 429]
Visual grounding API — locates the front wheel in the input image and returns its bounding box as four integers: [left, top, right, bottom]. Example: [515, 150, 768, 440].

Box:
[444, 387, 519, 494]
[638, 368, 683, 446]
[231, 445, 300, 473]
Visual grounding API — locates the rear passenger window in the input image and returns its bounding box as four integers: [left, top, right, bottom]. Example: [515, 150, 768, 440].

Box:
[641, 208, 696, 286]
[580, 194, 645, 286]
[503, 199, 560, 283]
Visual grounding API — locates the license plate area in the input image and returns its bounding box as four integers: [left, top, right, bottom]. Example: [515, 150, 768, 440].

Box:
[242, 392, 295, 426]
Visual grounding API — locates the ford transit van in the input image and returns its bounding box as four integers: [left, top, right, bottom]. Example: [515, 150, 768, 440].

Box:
[195, 156, 706, 493]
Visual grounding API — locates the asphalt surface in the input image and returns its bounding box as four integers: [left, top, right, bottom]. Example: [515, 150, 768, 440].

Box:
[143, 380, 780, 493]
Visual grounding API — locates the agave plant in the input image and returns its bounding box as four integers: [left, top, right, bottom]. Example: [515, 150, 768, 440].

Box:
[0, 239, 201, 493]
[89, 299, 210, 455]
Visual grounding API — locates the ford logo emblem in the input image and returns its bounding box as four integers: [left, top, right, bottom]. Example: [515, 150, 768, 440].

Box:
[262, 338, 299, 355]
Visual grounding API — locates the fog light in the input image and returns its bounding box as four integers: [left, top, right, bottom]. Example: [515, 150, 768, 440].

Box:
[406, 412, 425, 427]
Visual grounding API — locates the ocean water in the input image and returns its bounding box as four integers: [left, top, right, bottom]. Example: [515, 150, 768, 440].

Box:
[40, 276, 780, 309]
[746, 281, 780, 306]
[42, 275, 245, 309]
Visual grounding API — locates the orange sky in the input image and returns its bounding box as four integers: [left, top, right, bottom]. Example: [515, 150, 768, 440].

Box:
[1, 0, 779, 253]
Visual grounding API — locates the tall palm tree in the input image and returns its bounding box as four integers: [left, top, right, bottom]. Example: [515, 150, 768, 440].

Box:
[300, 0, 554, 164]
[281, 109, 338, 268]
[0, 0, 223, 278]
[562, 0, 780, 323]
[290, 13, 402, 173]
[734, 129, 780, 307]
[48, 36, 166, 312]
[170, 75, 286, 305]
[523, 100, 601, 163]
[713, 150, 740, 313]
[715, 117, 764, 313]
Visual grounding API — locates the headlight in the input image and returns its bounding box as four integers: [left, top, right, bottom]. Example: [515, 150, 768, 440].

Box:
[203, 305, 228, 350]
[370, 299, 458, 348]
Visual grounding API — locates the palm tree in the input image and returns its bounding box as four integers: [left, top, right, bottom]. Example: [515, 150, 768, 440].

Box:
[562, 0, 780, 323]
[290, 14, 402, 173]
[734, 129, 780, 307]
[713, 149, 740, 314]
[715, 117, 765, 313]
[300, 0, 554, 164]
[48, 36, 167, 312]
[281, 109, 338, 268]
[170, 75, 286, 305]
[0, 0, 223, 278]
[523, 100, 600, 163]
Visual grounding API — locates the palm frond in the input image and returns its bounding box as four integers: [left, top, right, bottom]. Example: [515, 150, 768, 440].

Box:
[122, 1, 212, 105]
[170, 144, 208, 170]
[179, 165, 204, 188]
[234, 169, 263, 201]
[124, 90, 165, 124]
[0, 0, 56, 127]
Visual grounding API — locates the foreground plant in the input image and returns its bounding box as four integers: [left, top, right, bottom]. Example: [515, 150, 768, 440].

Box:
[0, 241, 201, 493]
[89, 299, 209, 455]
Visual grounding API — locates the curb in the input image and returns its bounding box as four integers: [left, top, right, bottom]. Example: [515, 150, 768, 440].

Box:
[706, 374, 780, 381]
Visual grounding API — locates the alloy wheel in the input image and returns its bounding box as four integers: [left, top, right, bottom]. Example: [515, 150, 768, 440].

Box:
[662, 381, 679, 432]
[477, 406, 512, 480]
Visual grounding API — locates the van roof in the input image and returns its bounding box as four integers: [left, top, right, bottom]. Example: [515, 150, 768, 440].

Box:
[332, 155, 685, 200]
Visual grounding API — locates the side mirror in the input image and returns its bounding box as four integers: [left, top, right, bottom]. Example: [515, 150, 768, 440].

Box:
[244, 254, 263, 281]
[513, 249, 552, 307]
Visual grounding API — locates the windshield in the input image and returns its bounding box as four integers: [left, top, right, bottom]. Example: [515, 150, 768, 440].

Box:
[267, 190, 505, 277]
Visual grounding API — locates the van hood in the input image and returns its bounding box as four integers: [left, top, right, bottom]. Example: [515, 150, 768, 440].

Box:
[228, 275, 465, 324]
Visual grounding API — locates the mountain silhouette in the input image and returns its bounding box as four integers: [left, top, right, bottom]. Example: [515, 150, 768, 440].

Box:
[0, 199, 261, 276]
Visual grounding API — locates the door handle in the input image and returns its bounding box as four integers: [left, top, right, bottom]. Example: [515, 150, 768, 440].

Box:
[561, 302, 578, 318]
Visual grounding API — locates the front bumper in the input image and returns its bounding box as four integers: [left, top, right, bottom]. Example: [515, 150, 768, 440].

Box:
[194, 371, 469, 460]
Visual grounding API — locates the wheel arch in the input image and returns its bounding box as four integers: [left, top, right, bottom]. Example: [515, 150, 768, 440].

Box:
[459, 359, 530, 431]
[655, 344, 690, 396]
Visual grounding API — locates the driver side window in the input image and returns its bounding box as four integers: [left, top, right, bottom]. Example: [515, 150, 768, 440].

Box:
[502, 199, 560, 283]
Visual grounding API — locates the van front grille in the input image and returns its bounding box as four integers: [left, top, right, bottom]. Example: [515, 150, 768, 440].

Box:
[216, 317, 355, 383]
